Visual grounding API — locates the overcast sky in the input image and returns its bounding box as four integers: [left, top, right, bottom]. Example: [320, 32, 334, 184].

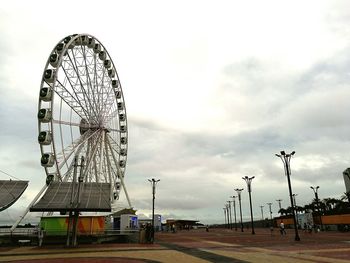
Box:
[1, 0, 350, 225]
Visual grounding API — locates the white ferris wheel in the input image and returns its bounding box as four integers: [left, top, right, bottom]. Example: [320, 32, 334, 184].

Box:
[10, 34, 132, 231]
[37, 33, 131, 208]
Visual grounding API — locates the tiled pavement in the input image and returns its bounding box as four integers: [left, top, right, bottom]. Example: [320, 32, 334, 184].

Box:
[0, 228, 349, 262]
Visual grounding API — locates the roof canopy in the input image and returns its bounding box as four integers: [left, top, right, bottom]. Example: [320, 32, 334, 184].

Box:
[166, 219, 199, 225]
[30, 182, 111, 212]
[0, 180, 29, 211]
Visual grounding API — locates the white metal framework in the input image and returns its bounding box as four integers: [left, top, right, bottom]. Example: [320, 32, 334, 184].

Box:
[37, 33, 131, 207]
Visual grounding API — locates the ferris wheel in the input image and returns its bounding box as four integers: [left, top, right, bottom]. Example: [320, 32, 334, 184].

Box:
[37, 33, 130, 207]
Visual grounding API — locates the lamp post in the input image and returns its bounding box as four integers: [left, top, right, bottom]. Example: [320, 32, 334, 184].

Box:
[311, 186, 323, 230]
[292, 194, 297, 208]
[223, 207, 227, 228]
[276, 151, 300, 241]
[242, 176, 255, 234]
[225, 204, 230, 229]
[235, 188, 244, 232]
[276, 199, 282, 212]
[230, 195, 237, 231]
[292, 194, 299, 225]
[148, 178, 160, 243]
[260, 205, 264, 220]
[267, 202, 273, 227]
[227, 200, 233, 230]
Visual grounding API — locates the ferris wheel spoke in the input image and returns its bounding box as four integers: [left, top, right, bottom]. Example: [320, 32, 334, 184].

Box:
[56, 129, 99, 170]
[97, 131, 105, 182]
[52, 119, 99, 131]
[60, 142, 85, 182]
[104, 137, 112, 185]
[55, 75, 89, 120]
[92, 55, 101, 115]
[95, 56, 106, 106]
[102, 149, 109, 183]
[91, 136, 103, 183]
[55, 135, 86, 170]
[85, 130, 103, 182]
[80, 45, 100, 121]
[52, 119, 80, 127]
[82, 130, 103, 182]
[67, 50, 99, 123]
[93, 58, 110, 123]
[102, 109, 119, 127]
[105, 135, 121, 179]
[100, 89, 118, 123]
[106, 133, 122, 152]
[58, 99, 69, 171]
[61, 49, 97, 123]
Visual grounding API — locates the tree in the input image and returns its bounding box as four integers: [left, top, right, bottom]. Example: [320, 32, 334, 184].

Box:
[341, 191, 350, 203]
[278, 208, 288, 216]
[295, 205, 304, 214]
[285, 206, 295, 215]
[303, 204, 314, 213]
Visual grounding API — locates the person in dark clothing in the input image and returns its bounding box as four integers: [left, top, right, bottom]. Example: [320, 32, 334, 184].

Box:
[145, 223, 152, 243]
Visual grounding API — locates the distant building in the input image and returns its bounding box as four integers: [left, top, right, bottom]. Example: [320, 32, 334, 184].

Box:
[111, 208, 138, 231]
[166, 219, 200, 230]
[343, 168, 350, 193]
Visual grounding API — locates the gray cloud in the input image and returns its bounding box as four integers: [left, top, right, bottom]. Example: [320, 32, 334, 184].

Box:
[2, 1, 350, 225]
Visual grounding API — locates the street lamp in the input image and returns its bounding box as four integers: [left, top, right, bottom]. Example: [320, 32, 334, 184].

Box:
[235, 188, 244, 232]
[292, 194, 298, 208]
[292, 194, 298, 222]
[242, 176, 255, 234]
[276, 199, 282, 212]
[230, 196, 237, 231]
[223, 207, 227, 228]
[227, 200, 233, 230]
[260, 205, 264, 220]
[267, 202, 273, 226]
[276, 151, 300, 241]
[310, 186, 319, 210]
[148, 178, 160, 243]
[311, 186, 323, 230]
[225, 204, 230, 229]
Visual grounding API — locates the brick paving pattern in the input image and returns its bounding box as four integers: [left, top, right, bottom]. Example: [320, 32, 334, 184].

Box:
[0, 228, 349, 262]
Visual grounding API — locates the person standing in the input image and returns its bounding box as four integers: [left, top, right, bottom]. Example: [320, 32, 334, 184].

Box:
[38, 227, 45, 247]
[145, 223, 152, 243]
[280, 221, 286, 235]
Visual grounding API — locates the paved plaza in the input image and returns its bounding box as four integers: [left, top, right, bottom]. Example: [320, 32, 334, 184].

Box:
[0, 228, 349, 262]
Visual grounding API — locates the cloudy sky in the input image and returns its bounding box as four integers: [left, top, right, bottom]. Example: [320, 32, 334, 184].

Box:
[1, 0, 350, 225]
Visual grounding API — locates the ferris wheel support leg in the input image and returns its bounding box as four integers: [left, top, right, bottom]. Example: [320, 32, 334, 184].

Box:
[98, 130, 105, 182]
[119, 175, 132, 208]
[10, 184, 48, 232]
